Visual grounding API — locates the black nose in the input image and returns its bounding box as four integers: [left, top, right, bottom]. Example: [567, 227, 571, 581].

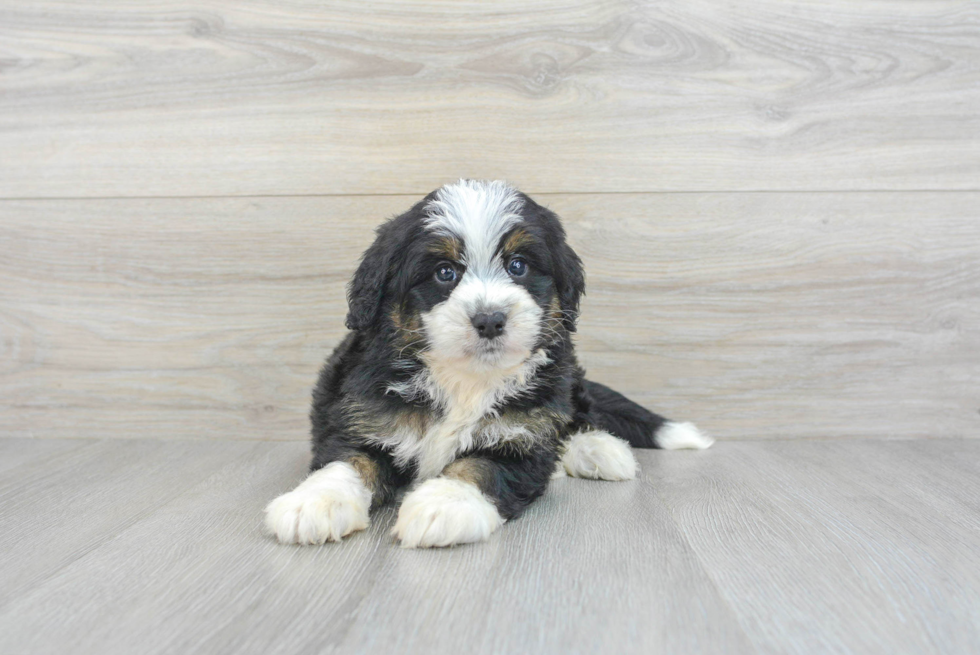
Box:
[471, 312, 507, 339]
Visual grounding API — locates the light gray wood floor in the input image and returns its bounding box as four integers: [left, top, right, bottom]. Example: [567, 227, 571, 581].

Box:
[1, 437, 977, 655]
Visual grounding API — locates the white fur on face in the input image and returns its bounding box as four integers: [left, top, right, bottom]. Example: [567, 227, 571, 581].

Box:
[424, 179, 524, 277]
[422, 180, 543, 370]
[421, 275, 543, 371]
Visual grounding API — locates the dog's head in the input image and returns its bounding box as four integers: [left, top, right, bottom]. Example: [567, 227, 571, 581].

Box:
[346, 180, 584, 371]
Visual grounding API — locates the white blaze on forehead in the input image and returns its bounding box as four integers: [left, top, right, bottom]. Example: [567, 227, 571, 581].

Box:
[424, 179, 524, 275]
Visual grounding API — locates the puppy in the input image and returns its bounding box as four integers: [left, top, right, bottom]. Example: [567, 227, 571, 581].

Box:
[265, 179, 712, 548]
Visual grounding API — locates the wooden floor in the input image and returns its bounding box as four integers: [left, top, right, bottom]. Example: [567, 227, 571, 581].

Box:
[1, 436, 978, 655]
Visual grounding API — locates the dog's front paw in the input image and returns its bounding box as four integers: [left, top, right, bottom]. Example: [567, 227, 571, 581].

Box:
[392, 477, 504, 548]
[264, 462, 371, 545]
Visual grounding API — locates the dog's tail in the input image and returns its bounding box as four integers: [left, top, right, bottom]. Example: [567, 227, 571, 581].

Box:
[580, 379, 714, 450]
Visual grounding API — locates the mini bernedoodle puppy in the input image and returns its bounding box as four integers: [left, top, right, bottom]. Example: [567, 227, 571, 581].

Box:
[265, 179, 712, 548]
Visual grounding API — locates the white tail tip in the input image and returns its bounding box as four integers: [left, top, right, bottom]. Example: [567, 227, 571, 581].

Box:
[655, 421, 714, 450]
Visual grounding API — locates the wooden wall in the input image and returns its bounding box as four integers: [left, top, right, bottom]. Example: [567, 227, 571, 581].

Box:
[1, 1, 978, 441]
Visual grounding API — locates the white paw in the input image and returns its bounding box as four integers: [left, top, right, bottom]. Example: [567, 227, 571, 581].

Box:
[392, 477, 504, 548]
[655, 421, 714, 450]
[561, 430, 638, 480]
[264, 462, 371, 545]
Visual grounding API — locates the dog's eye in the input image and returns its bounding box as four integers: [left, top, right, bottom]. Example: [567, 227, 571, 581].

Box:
[507, 257, 528, 277]
[435, 263, 458, 283]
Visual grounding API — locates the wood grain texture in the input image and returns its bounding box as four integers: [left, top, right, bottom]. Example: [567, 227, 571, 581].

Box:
[0, 438, 978, 654]
[332, 465, 753, 655]
[1, 0, 978, 197]
[656, 439, 980, 654]
[0, 437, 88, 476]
[0, 438, 257, 607]
[1, 192, 977, 442]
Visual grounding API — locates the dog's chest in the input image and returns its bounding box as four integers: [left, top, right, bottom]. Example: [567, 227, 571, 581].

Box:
[410, 411, 485, 480]
[381, 354, 545, 479]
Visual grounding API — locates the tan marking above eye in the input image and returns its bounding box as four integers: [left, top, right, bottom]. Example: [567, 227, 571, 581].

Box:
[428, 236, 463, 262]
[501, 228, 535, 256]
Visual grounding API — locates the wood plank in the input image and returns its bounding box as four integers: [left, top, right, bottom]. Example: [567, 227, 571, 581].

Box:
[0, 440, 405, 655]
[2, 438, 979, 654]
[0, 439, 752, 655]
[656, 439, 980, 654]
[331, 465, 753, 655]
[0, 438, 257, 607]
[1, 1, 978, 197]
[1, 193, 977, 442]
[0, 438, 90, 476]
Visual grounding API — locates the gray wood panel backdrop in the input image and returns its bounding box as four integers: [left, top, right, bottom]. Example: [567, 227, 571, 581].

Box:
[1, 0, 978, 442]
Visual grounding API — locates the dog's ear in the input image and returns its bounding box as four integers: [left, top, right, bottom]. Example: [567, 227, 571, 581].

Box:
[345, 208, 423, 331]
[554, 240, 585, 332]
[345, 235, 389, 331]
[521, 197, 587, 333]
[345, 218, 402, 330]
